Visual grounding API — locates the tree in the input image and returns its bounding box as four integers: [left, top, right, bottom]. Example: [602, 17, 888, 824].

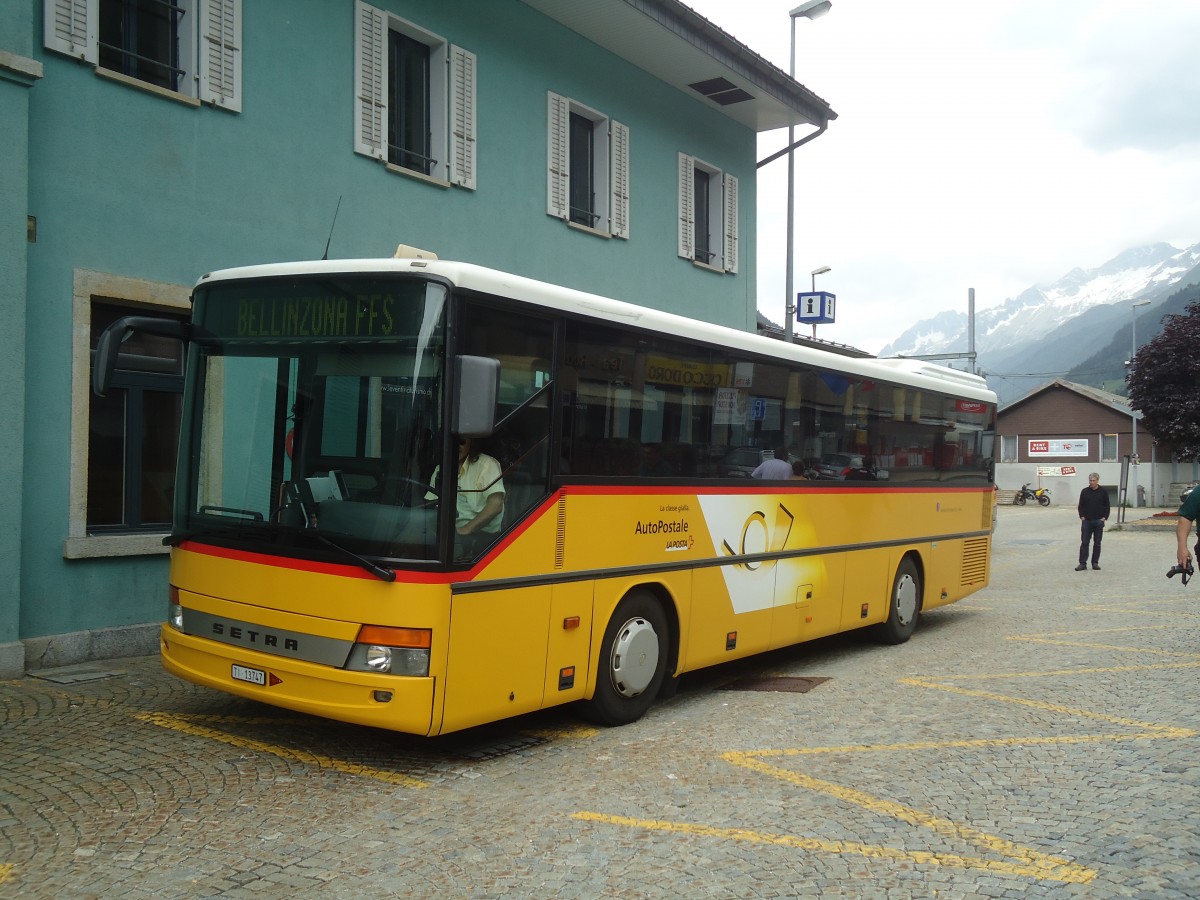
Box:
[1127, 300, 1200, 460]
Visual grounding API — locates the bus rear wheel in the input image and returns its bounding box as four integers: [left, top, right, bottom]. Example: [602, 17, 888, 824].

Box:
[586, 589, 668, 726]
[876, 557, 921, 645]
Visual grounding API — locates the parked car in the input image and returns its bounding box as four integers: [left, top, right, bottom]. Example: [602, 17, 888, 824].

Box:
[815, 452, 876, 480]
[718, 447, 771, 478]
[718, 447, 812, 478]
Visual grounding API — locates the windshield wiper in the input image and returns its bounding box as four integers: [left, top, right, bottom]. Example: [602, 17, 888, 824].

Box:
[314, 533, 396, 582]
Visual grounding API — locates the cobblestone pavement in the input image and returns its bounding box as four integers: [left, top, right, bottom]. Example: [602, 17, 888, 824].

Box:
[3, 505, 1198, 898]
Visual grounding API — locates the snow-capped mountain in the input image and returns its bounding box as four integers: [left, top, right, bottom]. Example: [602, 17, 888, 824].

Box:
[878, 242, 1200, 405]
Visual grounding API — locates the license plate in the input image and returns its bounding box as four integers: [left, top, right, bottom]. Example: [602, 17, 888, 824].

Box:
[231, 664, 267, 686]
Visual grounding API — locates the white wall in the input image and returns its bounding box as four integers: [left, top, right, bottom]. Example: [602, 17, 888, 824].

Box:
[995, 461, 1182, 509]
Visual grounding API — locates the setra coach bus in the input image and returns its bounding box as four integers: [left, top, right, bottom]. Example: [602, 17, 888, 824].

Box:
[93, 250, 997, 736]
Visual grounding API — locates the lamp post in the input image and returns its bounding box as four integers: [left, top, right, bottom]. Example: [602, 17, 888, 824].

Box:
[784, 0, 832, 343]
[810, 265, 831, 338]
[1129, 299, 1150, 508]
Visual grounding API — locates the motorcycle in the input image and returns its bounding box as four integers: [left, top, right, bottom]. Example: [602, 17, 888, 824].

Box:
[1014, 483, 1051, 506]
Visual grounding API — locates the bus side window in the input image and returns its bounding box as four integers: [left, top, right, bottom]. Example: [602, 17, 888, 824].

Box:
[460, 301, 554, 524]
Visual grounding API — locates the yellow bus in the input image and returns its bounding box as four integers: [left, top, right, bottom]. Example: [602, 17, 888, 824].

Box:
[94, 253, 997, 736]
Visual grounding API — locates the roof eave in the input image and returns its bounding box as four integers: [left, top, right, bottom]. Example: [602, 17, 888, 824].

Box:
[519, 0, 836, 133]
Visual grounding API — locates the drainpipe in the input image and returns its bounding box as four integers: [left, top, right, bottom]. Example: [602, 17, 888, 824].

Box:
[757, 120, 829, 169]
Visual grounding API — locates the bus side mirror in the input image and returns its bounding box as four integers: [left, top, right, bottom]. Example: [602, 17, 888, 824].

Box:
[454, 355, 500, 437]
[92, 316, 191, 397]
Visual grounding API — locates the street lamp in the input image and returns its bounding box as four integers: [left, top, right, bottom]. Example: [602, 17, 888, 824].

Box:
[1129, 299, 1151, 509]
[784, 1, 832, 343]
[810, 265, 831, 338]
[811, 265, 831, 292]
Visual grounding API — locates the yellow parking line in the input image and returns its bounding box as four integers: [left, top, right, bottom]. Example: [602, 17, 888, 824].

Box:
[137, 712, 430, 789]
[573, 810, 1094, 884]
[899, 678, 1196, 737]
[1007, 636, 1200, 657]
[576, 615, 1200, 883]
[1022, 624, 1181, 636]
[929, 661, 1200, 681]
[522, 724, 600, 740]
[0, 864, 13, 884]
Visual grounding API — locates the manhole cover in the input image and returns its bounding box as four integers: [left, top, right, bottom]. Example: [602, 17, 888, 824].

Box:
[29, 668, 125, 684]
[720, 676, 830, 693]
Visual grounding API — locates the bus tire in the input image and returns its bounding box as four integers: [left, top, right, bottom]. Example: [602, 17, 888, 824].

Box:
[876, 557, 921, 645]
[586, 589, 668, 726]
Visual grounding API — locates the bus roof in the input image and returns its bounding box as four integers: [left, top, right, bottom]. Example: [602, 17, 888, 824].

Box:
[197, 257, 997, 405]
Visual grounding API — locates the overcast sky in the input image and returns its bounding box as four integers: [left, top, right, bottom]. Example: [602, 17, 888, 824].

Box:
[683, 0, 1200, 354]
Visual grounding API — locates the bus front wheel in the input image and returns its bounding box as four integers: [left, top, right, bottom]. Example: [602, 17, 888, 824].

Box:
[586, 590, 668, 726]
[876, 557, 921, 645]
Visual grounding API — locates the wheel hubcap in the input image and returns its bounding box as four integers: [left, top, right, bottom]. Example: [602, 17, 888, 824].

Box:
[894, 574, 917, 626]
[609, 616, 660, 697]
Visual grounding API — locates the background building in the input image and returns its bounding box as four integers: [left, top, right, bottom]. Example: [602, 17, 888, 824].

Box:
[995, 380, 1197, 511]
[0, 0, 835, 676]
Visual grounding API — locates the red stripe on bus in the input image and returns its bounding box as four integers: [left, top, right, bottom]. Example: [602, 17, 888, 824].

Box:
[176, 541, 455, 583]
[560, 484, 991, 497]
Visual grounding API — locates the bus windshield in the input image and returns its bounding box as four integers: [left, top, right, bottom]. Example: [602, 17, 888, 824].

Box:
[176, 275, 449, 563]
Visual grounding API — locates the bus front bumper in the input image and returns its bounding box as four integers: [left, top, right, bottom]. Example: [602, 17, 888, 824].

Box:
[160, 624, 437, 736]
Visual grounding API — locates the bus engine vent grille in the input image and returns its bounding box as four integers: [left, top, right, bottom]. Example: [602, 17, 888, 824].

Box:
[555, 495, 566, 569]
[961, 537, 989, 586]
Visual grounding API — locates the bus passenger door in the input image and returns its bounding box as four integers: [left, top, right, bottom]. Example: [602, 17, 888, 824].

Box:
[441, 586, 551, 733]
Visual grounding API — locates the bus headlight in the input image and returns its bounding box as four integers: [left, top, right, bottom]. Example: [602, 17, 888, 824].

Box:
[168, 587, 184, 631]
[346, 626, 431, 677]
[365, 645, 392, 672]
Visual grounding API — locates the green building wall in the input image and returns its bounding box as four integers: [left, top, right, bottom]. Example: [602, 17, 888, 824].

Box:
[4, 0, 764, 676]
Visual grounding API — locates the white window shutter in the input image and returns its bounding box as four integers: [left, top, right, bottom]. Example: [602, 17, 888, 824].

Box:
[677, 153, 695, 260]
[198, 0, 242, 111]
[547, 92, 569, 219]
[353, 1, 387, 159]
[449, 45, 477, 190]
[609, 120, 630, 239]
[723, 172, 739, 273]
[45, 0, 96, 64]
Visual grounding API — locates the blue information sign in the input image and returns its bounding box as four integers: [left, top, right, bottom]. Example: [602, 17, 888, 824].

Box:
[795, 291, 836, 324]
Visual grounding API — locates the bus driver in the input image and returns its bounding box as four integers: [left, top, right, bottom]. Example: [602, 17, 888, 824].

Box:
[427, 437, 505, 559]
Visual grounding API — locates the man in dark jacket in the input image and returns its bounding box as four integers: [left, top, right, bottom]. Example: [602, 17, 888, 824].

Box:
[1076, 472, 1110, 571]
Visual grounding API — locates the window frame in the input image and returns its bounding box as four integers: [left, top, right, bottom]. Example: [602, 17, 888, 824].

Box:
[677, 152, 738, 273]
[354, 1, 477, 189]
[86, 332, 184, 535]
[66, 270, 191, 559]
[44, 0, 242, 110]
[1100, 433, 1118, 462]
[388, 29, 433, 175]
[1000, 433, 1017, 463]
[546, 91, 630, 239]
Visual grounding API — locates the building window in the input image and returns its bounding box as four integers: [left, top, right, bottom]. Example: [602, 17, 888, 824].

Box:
[546, 92, 630, 238]
[67, 271, 191, 558]
[354, 1, 477, 188]
[568, 112, 597, 227]
[1101, 433, 1117, 462]
[88, 303, 186, 533]
[1000, 434, 1017, 462]
[693, 167, 713, 264]
[677, 153, 738, 273]
[388, 30, 431, 174]
[98, 0, 183, 91]
[44, 0, 242, 110]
